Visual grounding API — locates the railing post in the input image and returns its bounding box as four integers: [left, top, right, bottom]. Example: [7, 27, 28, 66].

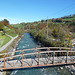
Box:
[48, 47, 50, 51]
[21, 50, 23, 67]
[66, 51, 68, 63]
[38, 52, 40, 65]
[60, 47, 61, 50]
[22, 54, 23, 67]
[35, 47, 37, 59]
[35, 47, 37, 52]
[70, 48, 72, 50]
[53, 51, 55, 64]
[4, 57, 5, 68]
[7, 52, 8, 61]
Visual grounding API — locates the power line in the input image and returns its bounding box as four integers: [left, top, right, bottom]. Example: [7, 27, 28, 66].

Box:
[52, 2, 75, 18]
[47, 16, 48, 38]
[41, 3, 75, 22]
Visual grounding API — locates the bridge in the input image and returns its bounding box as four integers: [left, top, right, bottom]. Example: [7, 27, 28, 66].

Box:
[0, 47, 75, 71]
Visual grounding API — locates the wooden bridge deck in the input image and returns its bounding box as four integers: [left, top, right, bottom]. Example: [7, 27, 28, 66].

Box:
[0, 47, 75, 71]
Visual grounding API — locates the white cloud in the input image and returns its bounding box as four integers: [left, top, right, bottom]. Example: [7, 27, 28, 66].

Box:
[0, 17, 28, 24]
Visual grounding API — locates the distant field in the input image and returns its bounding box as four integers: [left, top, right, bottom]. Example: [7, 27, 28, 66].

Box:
[33, 23, 38, 26]
[4, 26, 10, 31]
[4, 26, 17, 37]
[11, 24, 23, 29]
[63, 18, 75, 21]
[0, 32, 11, 47]
[6, 29, 17, 37]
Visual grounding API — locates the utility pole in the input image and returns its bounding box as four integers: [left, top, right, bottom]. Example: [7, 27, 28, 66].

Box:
[47, 16, 48, 38]
[29, 25, 30, 30]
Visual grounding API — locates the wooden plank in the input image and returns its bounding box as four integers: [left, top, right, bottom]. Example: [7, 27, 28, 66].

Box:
[53, 51, 55, 64]
[38, 52, 40, 65]
[4, 57, 5, 68]
[1, 62, 75, 70]
[66, 51, 68, 63]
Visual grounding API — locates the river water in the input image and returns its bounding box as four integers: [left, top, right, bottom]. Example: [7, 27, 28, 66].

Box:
[10, 33, 72, 75]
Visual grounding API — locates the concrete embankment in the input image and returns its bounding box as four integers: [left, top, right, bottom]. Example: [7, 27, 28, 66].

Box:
[0, 72, 6, 75]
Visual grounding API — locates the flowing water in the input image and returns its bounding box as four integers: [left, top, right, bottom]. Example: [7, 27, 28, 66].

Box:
[9, 33, 73, 75]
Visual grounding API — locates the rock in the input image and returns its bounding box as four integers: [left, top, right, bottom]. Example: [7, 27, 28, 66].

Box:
[60, 67, 63, 70]
[58, 68, 59, 70]
[71, 71, 73, 74]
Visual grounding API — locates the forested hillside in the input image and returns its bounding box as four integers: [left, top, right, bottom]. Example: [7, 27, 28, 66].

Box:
[11, 14, 75, 47]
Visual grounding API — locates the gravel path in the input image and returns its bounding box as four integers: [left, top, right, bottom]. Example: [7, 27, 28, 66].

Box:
[0, 35, 18, 52]
[5, 33, 13, 39]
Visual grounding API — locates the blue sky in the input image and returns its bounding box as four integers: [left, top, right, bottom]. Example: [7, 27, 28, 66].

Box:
[0, 0, 75, 24]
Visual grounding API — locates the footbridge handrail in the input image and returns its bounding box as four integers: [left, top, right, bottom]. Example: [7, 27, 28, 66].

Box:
[0, 47, 74, 56]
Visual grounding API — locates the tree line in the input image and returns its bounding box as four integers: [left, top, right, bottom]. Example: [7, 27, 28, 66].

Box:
[0, 19, 9, 31]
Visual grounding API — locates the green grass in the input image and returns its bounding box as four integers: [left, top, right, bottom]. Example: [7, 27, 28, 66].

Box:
[4, 26, 10, 31]
[6, 31, 17, 37]
[63, 18, 75, 21]
[0, 32, 11, 47]
[72, 33, 75, 35]
[3, 26, 18, 37]
[0, 32, 3, 35]
[5, 29, 17, 37]
[0, 50, 7, 58]
[0, 49, 7, 54]
[1, 35, 11, 47]
[0, 35, 5, 47]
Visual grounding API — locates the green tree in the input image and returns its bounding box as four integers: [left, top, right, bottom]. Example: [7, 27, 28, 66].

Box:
[52, 28, 58, 38]
[0, 22, 4, 31]
[3, 19, 9, 26]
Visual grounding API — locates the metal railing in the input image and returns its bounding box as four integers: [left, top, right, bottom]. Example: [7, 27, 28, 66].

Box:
[0, 47, 75, 71]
